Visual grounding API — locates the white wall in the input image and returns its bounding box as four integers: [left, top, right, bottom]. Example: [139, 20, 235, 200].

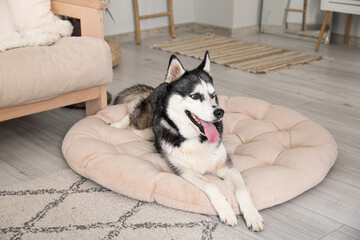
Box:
[261, 0, 285, 26]
[232, 0, 260, 28]
[103, 0, 360, 37]
[332, 13, 360, 37]
[103, 0, 260, 36]
[193, 0, 261, 29]
[193, 0, 233, 28]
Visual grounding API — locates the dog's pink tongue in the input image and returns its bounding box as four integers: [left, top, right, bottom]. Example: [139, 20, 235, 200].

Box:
[199, 119, 219, 143]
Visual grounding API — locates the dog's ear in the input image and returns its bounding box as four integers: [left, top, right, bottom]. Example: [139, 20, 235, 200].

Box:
[165, 55, 185, 83]
[198, 51, 211, 75]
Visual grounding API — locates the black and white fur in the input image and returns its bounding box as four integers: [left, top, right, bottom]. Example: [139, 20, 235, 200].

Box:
[112, 52, 264, 231]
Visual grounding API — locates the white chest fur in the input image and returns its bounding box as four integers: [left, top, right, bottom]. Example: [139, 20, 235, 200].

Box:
[161, 138, 228, 174]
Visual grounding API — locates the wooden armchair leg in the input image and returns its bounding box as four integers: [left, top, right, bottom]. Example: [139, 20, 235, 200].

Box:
[85, 85, 107, 116]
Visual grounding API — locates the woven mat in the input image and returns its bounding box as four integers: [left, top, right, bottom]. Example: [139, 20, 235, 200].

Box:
[152, 33, 322, 73]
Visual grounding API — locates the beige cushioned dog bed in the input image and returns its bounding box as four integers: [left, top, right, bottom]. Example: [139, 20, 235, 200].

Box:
[62, 96, 337, 214]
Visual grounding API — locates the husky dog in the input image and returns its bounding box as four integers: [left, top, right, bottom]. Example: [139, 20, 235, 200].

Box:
[111, 52, 264, 231]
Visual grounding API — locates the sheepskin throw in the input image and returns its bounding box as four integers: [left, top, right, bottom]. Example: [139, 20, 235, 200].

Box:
[0, 18, 73, 52]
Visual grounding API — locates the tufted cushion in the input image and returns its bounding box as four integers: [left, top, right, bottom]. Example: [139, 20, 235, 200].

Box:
[62, 96, 337, 214]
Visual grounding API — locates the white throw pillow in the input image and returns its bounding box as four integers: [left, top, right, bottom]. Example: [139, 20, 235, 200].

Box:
[6, 0, 56, 30]
[0, 0, 21, 40]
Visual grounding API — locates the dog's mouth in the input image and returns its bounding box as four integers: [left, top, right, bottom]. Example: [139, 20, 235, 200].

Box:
[185, 110, 219, 143]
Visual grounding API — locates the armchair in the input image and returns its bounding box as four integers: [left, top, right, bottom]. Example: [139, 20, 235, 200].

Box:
[0, 0, 113, 122]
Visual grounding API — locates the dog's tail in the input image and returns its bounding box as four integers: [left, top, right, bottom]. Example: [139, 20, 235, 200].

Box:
[113, 84, 154, 105]
[113, 84, 154, 112]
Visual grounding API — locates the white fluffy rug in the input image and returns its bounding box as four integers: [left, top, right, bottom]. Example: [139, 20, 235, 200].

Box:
[0, 169, 242, 240]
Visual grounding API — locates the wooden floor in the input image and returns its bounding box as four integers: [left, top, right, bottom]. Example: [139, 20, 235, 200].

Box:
[1, 32, 359, 239]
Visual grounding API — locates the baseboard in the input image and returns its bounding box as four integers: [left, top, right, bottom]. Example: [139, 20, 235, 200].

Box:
[191, 23, 232, 36]
[192, 23, 259, 37]
[231, 25, 259, 37]
[105, 23, 195, 43]
[105, 22, 359, 48]
[105, 23, 259, 43]
[285, 22, 323, 31]
[261, 24, 330, 42]
[330, 33, 360, 48]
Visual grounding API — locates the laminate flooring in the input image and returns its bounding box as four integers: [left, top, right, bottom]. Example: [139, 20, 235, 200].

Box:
[1, 32, 359, 239]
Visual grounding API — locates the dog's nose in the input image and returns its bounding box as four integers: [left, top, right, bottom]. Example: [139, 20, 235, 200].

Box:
[213, 108, 224, 119]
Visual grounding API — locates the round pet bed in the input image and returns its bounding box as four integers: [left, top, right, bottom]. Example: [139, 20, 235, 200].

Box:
[62, 96, 337, 214]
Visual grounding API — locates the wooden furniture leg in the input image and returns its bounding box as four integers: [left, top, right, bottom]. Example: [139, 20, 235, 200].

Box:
[344, 14, 352, 45]
[315, 10, 330, 52]
[302, 0, 308, 31]
[85, 85, 107, 116]
[283, 0, 290, 28]
[132, 0, 176, 44]
[132, 0, 141, 44]
[168, 0, 176, 38]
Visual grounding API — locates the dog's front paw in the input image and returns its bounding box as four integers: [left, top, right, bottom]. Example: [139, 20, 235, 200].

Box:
[217, 205, 237, 226]
[243, 210, 264, 232]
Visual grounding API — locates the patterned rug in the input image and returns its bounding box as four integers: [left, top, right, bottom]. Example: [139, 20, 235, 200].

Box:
[0, 169, 241, 240]
[152, 33, 322, 73]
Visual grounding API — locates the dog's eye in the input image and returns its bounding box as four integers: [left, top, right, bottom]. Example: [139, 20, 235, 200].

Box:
[190, 93, 201, 100]
[210, 92, 216, 98]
